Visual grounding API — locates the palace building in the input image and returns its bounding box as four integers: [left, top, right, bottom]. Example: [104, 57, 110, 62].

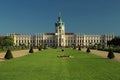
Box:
[9, 15, 114, 47]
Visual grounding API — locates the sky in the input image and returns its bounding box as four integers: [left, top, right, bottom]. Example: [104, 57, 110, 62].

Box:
[0, 0, 120, 35]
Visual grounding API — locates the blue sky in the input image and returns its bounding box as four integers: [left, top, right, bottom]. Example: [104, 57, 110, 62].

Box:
[0, 0, 120, 35]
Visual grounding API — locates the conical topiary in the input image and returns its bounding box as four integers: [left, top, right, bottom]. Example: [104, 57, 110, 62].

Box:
[61, 48, 64, 52]
[86, 47, 90, 53]
[38, 46, 42, 51]
[78, 46, 81, 51]
[29, 47, 34, 53]
[107, 49, 115, 59]
[4, 49, 13, 59]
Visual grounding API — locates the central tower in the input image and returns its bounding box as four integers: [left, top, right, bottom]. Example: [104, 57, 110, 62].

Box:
[55, 13, 65, 47]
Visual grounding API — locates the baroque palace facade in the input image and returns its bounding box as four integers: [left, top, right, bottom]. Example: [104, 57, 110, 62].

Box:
[9, 15, 114, 47]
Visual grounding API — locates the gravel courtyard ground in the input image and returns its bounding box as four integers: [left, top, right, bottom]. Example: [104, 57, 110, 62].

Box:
[82, 48, 120, 62]
[0, 49, 38, 62]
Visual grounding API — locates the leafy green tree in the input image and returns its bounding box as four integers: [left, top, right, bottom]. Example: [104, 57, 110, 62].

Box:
[108, 37, 120, 46]
[0, 36, 14, 50]
[72, 44, 76, 49]
[4, 49, 13, 59]
[38, 45, 43, 51]
[4, 36, 14, 46]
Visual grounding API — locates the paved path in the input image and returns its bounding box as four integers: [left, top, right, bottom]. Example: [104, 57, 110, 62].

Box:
[0, 49, 38, 62]
[82, 48, 120, 62]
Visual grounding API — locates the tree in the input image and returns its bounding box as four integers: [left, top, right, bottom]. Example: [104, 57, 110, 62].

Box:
[86, 47, 90, 53]
[108, 37, 120, 46]
[29, 47, 34, 53]
[4, 36, 14, 47]
[4, 49, 13, 59]
[0, 36, 14, 50]
[21, 44, 26, 49]
[107, 49, 115, 59]
[0, 38, 4, 49]
[72, 44, 76, 49]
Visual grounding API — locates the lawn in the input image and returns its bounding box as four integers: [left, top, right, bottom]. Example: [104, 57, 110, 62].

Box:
[0, 48, 120, 80]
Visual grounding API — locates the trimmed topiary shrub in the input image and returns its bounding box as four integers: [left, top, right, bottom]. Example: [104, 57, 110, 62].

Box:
[61, 48, 64, 52]
[4, 49, 13, 59]
[29, 47, 34, 53]
[78, 46, 81, 51]
[86, 47, 90, 53]
[107, 49, 115, 59]
[38, 47, 41, 51]
[38, 45, 42, 51]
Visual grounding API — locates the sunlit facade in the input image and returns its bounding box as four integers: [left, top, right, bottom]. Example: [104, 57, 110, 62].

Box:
[9, 15, 114, 47]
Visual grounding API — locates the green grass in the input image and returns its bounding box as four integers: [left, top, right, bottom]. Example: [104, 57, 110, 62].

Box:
[0, 48, 120, 80]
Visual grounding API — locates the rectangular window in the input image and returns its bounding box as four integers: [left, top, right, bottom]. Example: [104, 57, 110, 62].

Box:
[22, 40, 23, 43]
[74, 40, 75, 43]
[65, 40, 67, 42]
[28, 40, 29, 43]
